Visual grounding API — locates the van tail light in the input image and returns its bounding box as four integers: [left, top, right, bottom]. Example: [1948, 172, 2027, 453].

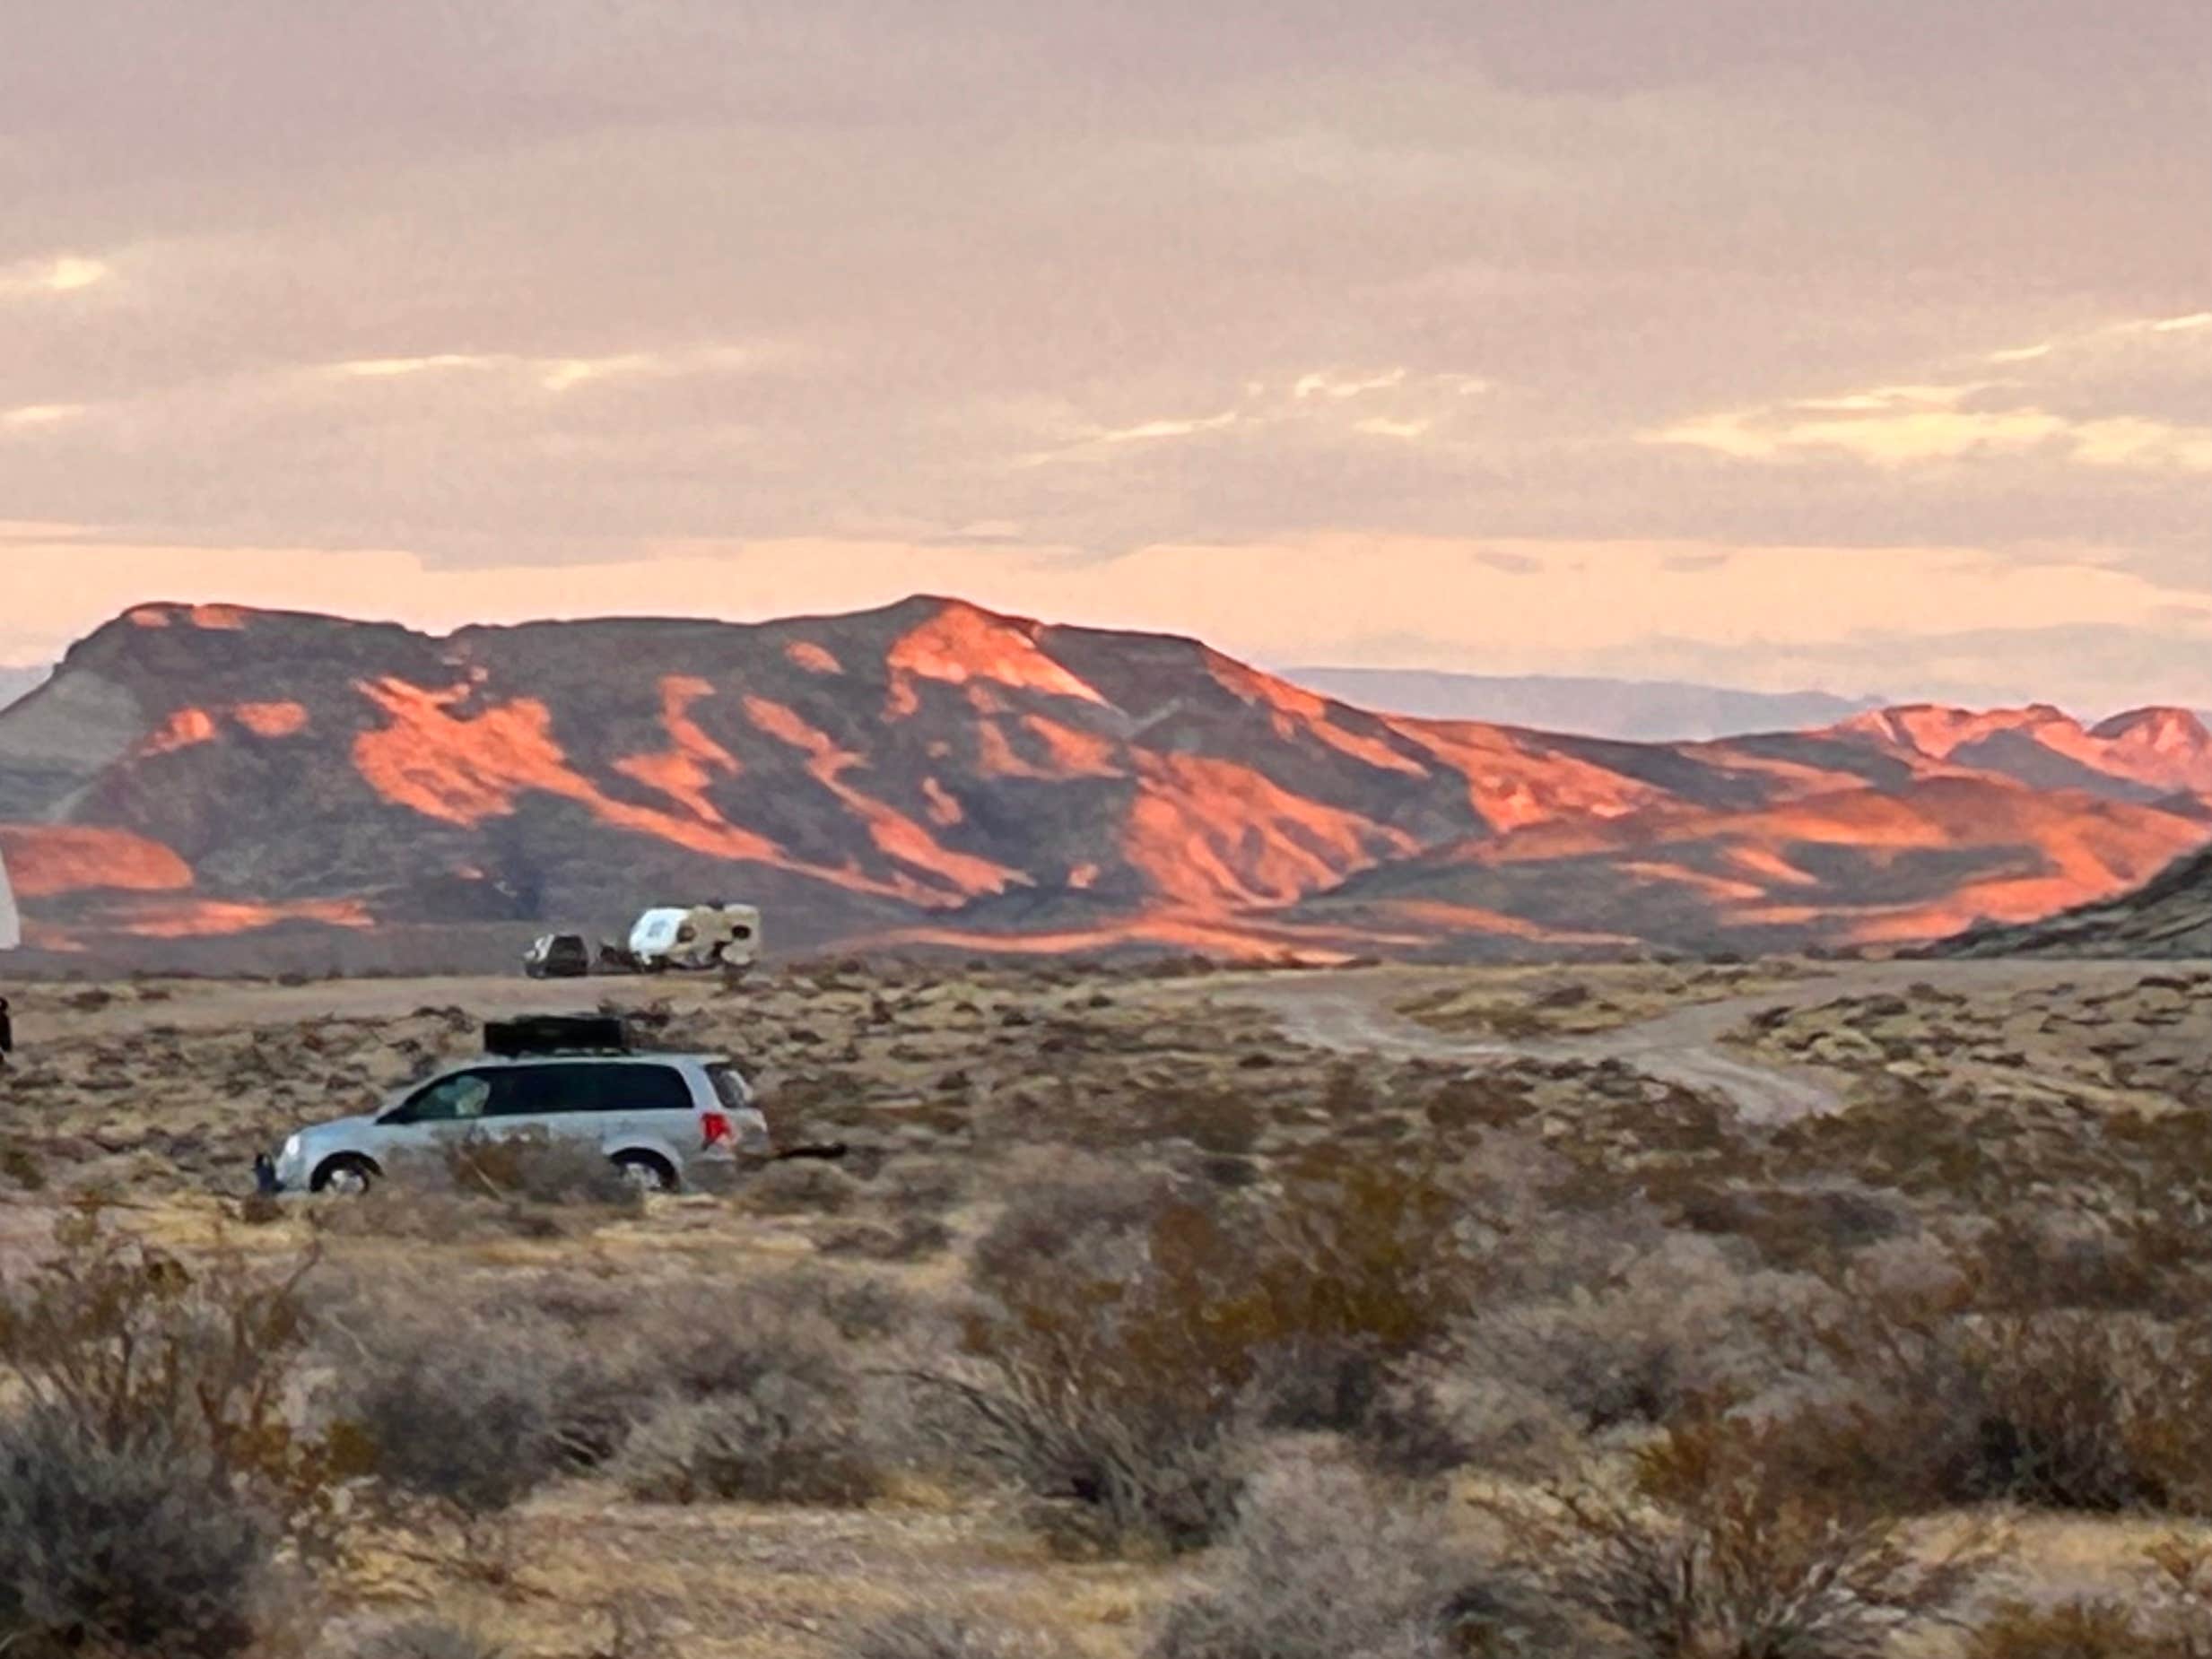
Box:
[701, 1110, 732, 1148]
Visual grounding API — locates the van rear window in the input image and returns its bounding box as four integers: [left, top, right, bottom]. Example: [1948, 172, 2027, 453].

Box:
[707, 1064, 751, 1111]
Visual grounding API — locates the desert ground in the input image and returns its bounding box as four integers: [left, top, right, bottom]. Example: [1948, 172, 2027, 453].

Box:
[3, 953, 2211, 1656]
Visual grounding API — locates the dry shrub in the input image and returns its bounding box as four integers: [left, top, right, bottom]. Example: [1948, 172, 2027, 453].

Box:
[878, 1155, 971, 1217]
[1483, 1413, 1992, 1659]
[0, 1214, 355, 1658]
[1138, 1086, 1263, 1156]
[0, 1410, 276, 1659]
[335, 1315, 568, 1517]
[309, 1179, 502, 1243]
[839, 1605, 1067, 1659]
[1151, 1454, 1555, 1659]
[823, 1214, 955, 1261]
[440, 1132, 642, 1210]
[1777, 1273, 2212, 1515]
[1467, 1137, 1674, 1302]
[313, 1140, 641, 1244]
[1671, 1183, 1907, 1273]
[1966, 1602, 2184, 1659]
[0, 1212, 357, 1554]
[608, 1271, 893, 1505]
[1968, 1540, 2212, 1657]
[0, 1138, 48, 1191]
[927, 1157, 1480, 1555]
[1421, 1073, 1541, 1135]
[615, 1382, 884, 1506]
[1463, 1238, 1822, 1438]
[656, 1268, 915, 1363]
[743, 1156, 863, 1215]
[329, 1265, 910, 1521]
[350, 1619, 506, 1659]
[970, 1150, 1181, 1292]
[1248, 1350, 1475, 1483]
[1973, 1206, 2203, 1317]
[918, 1356, 1245, 1558]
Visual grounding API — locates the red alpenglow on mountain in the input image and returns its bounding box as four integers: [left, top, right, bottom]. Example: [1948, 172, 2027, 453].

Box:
[1, 598, 2207, 961]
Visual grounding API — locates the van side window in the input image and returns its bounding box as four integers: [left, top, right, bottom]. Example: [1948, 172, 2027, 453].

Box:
[484, 1068, 568, 1117]
[400, 1072, 494, 1123]
[483, 1063, 692, 1115]
[595, 1064, 692, 1113]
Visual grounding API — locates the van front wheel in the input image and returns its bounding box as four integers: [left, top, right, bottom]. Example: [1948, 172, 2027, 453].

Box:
[309, 1154, 379, 1195]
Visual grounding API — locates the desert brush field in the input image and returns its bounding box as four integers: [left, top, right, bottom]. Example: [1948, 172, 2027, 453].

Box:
[2, 956, 2210, 1656]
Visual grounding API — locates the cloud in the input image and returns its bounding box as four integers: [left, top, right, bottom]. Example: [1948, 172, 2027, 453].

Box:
[538, 352, 659, 392]
[0, 255, 109, 298]
[0, 404, 85, 430]
[1293, 368, 1407, 400]
[329, 354, 497, 378]
[1030, 367, 1487, 467]
[1095, 411, 1242, 443]
[2068, 418, 2212, 472]
[1650, 313, 2212, 473]
[1650, 389, 2077, 465]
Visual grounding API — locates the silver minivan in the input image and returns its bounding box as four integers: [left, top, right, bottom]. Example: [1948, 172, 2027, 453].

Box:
[263, 1050, 769, 1194]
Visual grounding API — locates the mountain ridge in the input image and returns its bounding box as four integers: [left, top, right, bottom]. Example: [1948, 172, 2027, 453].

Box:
[4, 596, 2208, 963]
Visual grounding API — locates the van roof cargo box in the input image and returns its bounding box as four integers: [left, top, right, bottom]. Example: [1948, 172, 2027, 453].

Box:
[483, 1013, 631, 1057]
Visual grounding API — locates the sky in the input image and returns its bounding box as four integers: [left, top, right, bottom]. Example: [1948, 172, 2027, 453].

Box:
[2, 2, 2207, 714]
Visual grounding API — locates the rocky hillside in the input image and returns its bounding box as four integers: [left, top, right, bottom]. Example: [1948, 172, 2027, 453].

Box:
[1937, 843, 2212, 958]
[2, 598, 2208, 962]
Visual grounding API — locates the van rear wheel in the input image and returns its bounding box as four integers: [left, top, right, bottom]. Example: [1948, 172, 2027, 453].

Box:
[612, 1151, 676, 1193]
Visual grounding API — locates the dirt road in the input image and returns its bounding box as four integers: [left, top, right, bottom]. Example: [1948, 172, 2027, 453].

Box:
[1213, 959, 2182, 1125]
[1221, 957, 2212, 1124]
[1211, 966, 1840, 1122]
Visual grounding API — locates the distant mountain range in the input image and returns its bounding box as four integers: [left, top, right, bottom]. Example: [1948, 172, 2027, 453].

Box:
[1283, 667, 1885, 741]
[3, 597, 2208, 962]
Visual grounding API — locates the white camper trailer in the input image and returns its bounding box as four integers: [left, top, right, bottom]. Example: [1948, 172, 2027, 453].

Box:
[628, 902, 761, 973]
